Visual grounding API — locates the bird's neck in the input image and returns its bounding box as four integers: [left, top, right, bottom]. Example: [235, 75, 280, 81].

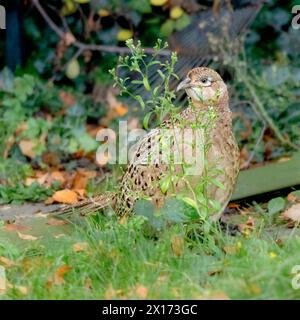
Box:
[183, 93, 232, 128]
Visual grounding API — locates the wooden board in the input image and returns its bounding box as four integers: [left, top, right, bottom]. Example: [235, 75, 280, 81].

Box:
[232, 153, 300, 201]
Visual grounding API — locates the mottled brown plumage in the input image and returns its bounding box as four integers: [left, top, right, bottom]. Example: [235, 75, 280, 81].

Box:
[56, 67, 240, 220]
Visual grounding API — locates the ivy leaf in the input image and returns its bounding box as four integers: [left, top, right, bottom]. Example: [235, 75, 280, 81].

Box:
[160, 20, 175, 36]
[268, 197, 286, 215]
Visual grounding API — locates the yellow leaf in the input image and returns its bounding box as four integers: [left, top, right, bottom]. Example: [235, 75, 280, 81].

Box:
[269, 252, 277, 259]
[52, 189, 78, 204]
[17, 232, 39, 241]
[73, 242, 89, 253]
[66, 59, 80, 80]
[15, 285, 29, 295]
[19, 139, 36, 159]
[74, 0, 90, 3]
[98, 9, 110, 17]
[0, 256, 15, 268]
[171, 235, 184, 257]
[117, 29, 133, 41]
[170, 7, 184, 19]
[61, 0, 77, 16]
[150, 0, 168, 6]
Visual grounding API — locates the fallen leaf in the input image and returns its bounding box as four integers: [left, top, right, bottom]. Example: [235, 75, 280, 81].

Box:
[72, 171, 88, 189]
[0, 257, 15, 268]
[41, 152, 61, 167]
[73, 242, 88, 253]
[14, 285, 29, 295]
[54, 265, 72, 285]
[171, 235, 185, 257]
[135, 285, 148, 299]
[47, 218, 67, 226]
[50, 171, 66, 185]
[0, 266, 6, 295]
[115, 104, 128, 117]
[282, 204, 300, 223]
[52, 189, 78, 204]
[19, 139, 36, 159]
[45, 197, 55, 204]
[287, 191, 300, 203]
[54, 234, 66, 239]
[17, 232, 38, 241]
[5, 224, 31, 232]
[74, 189, 87, 199]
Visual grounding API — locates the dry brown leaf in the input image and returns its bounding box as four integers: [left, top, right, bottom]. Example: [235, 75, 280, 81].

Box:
[19, 139, 36, 159]
[54, 265, 72, 285]
[171, 235, 185, 257]
[50, 171, 66, 185]
[74, 189, 87, 199]
[45, 197, 55, 205]
[17, 232, 39, 241]
[52, 189, 78, 204]
[72, 171, 88, 190]
[287, 192, 300, 203]
[0, 266, 6, 295]
[47, 218, 68, 226]
[5, 224, 31, 232]
[41, 151, 61, 167]
[0, 256, 15, 268]
[73, 242, 89, 253]
[282, 204, 300, 223]
[115, 104, 128, 117]
[135, 285, 148, 299]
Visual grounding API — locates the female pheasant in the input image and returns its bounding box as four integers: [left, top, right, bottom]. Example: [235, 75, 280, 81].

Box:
[57, 67, 240, 221]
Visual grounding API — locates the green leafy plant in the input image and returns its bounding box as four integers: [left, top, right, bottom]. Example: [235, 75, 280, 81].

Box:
[110, 39, 223, 228]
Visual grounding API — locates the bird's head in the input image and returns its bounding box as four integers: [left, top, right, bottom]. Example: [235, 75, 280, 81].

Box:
[176, 67, 228, 105]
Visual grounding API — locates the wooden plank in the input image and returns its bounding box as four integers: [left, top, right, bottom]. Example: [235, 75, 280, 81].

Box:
[232, 153, 300, 201]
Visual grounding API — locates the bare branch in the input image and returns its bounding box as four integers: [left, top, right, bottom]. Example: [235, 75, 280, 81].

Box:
[31, 0, 171, 57]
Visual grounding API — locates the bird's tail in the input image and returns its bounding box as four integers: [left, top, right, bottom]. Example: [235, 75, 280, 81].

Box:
[50, 192, 115, 217]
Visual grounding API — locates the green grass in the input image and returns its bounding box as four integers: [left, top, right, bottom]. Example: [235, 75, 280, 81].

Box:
[1, 213, 300, 300]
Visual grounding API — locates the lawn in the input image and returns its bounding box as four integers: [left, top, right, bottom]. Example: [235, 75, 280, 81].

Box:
[1, 206, 300, 299]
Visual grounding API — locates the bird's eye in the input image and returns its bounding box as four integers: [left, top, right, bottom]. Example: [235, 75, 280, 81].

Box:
[199, 77, 212, 86]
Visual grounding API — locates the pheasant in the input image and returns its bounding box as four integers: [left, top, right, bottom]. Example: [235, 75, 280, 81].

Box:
[56, 67, 240, 221]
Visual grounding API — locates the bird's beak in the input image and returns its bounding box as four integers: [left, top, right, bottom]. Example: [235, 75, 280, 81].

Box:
[176, 77, 191, 92]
